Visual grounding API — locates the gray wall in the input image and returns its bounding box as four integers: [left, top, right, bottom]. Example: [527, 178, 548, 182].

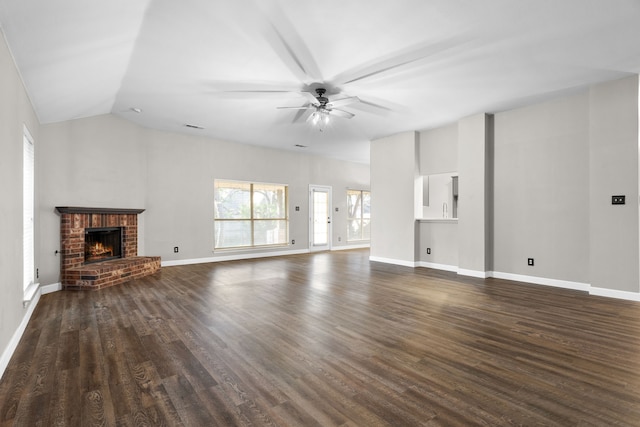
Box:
[419, 123, 458, 175]
[0, 31, 40, 361]
[494, 76, 640, 292]
[458, 113, 491, 275]
[589, 77, 639, 292]
[38, 114, 370, 285]
[418, 123, 459, 266]
[385, 75, 639, 294]
[494, 92, 590, 282]
[370, 131, 418, 265]
[417, 222, 458, 267]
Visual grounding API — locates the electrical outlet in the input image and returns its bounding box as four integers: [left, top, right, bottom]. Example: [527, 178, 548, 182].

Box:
[338, 237, 341, 242]
[291, 239, 295, 245]
[612, 195, 626, 205]
[528, 258, 534, 266]
[174, 246, 179, 253]
[427, 248, 431, 254]
[295, 206, 300, 211]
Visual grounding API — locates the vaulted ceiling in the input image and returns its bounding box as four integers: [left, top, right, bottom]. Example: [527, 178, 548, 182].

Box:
[1, 0, 639, 163]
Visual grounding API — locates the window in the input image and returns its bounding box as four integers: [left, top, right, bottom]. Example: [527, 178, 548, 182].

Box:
[23, 125, 37, 301]
[347, 189, 371, 242]
[214, 180, 288, 249]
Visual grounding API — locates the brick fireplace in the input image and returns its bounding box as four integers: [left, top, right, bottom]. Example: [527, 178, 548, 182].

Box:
[56, 207, 160, 290]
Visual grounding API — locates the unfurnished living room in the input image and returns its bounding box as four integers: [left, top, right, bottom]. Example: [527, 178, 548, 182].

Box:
[1, 1, 640, 426]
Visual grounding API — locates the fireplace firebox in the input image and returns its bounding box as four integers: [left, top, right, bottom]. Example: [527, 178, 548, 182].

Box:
[85, 227, 123, 264]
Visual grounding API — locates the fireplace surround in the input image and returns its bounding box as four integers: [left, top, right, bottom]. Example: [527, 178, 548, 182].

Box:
[56, 207, 160, 290]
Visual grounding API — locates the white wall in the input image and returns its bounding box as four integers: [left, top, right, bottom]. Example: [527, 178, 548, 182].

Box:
[38, 114, 370, 282]
[0, 30, 40, 371]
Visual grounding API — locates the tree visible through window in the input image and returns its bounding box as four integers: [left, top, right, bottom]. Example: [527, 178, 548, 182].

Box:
[347, 189, 371, 242]
[214, 180, 288, 249]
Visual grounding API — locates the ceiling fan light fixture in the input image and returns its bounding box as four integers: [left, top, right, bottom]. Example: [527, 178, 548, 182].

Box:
[323, 111, 330, 125]
[311, 110, 320, 125]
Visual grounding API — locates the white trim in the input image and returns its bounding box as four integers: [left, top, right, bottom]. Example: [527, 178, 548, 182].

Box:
[416, 218, 458, 223]
[161, 249, 310, 267]
[417, 261, 458, 272]
[332, 243, 370, 251]
[457, 269, 491, 279]
[1, 285, 42, 380]
[309, 184, 332, 252]
[22, 281, 39, 306]
[589, 287, 640, 302]
[369, 256, 417, 268]
[491, 271, 590, 292]
[41, 282, 62, 294]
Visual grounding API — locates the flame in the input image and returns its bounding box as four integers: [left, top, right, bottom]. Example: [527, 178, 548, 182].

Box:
[87, 242, 113, 260]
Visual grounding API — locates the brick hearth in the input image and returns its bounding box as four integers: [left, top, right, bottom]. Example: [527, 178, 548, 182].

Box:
[56, 207, 160, 290]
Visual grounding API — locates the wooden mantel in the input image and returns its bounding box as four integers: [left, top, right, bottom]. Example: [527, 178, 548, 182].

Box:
[55, 206, 145, 215]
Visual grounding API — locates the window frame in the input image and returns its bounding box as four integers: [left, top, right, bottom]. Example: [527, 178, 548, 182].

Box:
[347, 189, 371, 242]
[214, 179, 289, 250]
[23, 124, 38, 302]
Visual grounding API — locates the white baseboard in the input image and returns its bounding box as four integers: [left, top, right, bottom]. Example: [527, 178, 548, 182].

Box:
[491, 271, 590, 292]
[41, 282, 62, 294]
[589, 286, 640, 302]
[458, 269, 491, 279]
[161, 248, 310, 267]
[332, 243, 370, 251]
[369, 256, 417, 268]
[1, 283, 45, 380]
[417, 261, 458, 273]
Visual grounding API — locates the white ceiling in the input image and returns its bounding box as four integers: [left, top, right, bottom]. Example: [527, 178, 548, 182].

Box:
[1, 0, 639, 164]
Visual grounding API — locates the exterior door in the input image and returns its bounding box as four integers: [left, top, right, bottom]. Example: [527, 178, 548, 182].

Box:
[309, 185, 332, 251]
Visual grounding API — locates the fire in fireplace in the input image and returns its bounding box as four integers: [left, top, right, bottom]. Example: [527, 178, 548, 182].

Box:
[85, 227, 123, 264]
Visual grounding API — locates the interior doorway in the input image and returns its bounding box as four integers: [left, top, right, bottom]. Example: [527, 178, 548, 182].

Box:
[309, 185, 332, 251]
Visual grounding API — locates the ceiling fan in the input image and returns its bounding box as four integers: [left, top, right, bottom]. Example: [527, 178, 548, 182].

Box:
[277, 88, 360, 129]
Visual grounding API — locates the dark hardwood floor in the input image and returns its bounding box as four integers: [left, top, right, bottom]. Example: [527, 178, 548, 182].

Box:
[1, 249, 640, 426]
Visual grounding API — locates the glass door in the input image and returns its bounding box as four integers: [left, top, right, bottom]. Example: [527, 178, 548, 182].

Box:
[309, 185, 332, 251]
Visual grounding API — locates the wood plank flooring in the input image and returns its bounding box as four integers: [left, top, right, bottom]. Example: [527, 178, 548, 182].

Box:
[1, 249, 640, 426]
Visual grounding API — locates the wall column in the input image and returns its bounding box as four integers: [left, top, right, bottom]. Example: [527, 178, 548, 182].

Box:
[370, 131, 419, 266]
[589, 76, 640, 295]
[458, 113, 493, 277]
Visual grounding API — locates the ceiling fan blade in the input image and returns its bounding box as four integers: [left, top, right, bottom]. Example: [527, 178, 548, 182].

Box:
[302, 91, 319, 104]
[255, 2, 322, 83]
[330, 109, 355, 119]
[331, 35, 468, 85]
[277, 105, 314, 110]
[292, 108, 313, 124]
[205, 80, 302, 93]
[327, 96, 360, 108]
